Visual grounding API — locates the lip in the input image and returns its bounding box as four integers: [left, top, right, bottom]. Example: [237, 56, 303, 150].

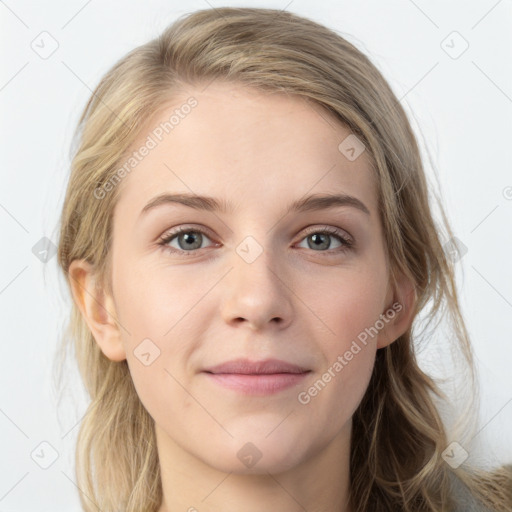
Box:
[202, 358, 310, 375]
[201, 358, 311, 395]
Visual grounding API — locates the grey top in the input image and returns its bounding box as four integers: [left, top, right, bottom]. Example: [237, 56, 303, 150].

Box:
[451, 473, 494, 512]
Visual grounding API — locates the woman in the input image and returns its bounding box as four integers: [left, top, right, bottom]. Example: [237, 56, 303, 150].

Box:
[56, 7, 512, 512]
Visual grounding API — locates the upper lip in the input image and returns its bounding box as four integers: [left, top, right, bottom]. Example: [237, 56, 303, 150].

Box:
[202, 358, 311, 375]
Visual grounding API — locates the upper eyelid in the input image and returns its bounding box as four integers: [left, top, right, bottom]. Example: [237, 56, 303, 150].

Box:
[160, 224, 216, 242]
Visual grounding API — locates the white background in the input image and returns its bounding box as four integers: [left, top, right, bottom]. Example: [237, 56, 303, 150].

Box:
[1, 0, 511, 510]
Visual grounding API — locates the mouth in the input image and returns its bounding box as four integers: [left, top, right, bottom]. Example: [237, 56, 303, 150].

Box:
[201, 358, 312, 395]
[202, 372, 311, 395]
[202, 357, 311, 375]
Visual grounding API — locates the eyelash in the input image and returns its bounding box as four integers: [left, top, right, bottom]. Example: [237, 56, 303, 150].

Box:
[157, 225, 354, 257]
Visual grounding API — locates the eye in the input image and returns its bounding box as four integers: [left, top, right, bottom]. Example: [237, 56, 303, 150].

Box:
[296, 226, 353, 253]
[158, 226, 215, 255]
[157, 225, 354, 256]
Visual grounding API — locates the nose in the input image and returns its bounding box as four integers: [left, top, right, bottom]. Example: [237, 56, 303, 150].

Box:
[220, 243, 293, 332]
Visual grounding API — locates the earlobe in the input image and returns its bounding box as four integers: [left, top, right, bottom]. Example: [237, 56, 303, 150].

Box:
[68, 259, 126, 362]
[377, 271, 417, 349]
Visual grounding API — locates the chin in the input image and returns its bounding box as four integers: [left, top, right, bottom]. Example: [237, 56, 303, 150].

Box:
[200, 432, 308, 475]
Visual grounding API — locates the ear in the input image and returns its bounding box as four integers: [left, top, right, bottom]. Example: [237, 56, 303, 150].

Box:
[68, 259, 126, 362]
[377, 270, 417, 349]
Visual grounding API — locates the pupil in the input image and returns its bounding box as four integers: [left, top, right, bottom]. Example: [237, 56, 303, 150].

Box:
[310, 233, 329, 250]
[181, 232, 201, 249]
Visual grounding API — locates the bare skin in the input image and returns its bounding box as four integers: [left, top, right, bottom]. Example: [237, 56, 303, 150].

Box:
[69, 81, 415, 512]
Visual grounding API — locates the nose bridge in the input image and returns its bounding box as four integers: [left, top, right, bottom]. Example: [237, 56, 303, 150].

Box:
[234, 235, 280, 288]
[220, 233, 293, 330]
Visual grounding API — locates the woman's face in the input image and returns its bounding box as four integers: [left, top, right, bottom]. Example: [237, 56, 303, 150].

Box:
[79, 81, 412, 474]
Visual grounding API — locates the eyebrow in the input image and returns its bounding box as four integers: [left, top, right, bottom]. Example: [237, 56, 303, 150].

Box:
[139, 192, 371, 218]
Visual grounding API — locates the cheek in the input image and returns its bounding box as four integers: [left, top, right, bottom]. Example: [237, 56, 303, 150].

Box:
[115, 267, 198, 427]
[113, 259, 207, 345]
[291, 265, 385, 415]
[297, 262, 388, 349]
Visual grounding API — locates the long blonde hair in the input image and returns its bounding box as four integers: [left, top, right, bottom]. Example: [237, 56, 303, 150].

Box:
[55, 7, 512, 511]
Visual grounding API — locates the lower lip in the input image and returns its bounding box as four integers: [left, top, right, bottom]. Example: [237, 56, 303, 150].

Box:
[203, 372, 310, 395]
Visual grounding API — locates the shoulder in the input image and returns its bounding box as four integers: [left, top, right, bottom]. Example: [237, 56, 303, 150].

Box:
[449, 472, 494, 512]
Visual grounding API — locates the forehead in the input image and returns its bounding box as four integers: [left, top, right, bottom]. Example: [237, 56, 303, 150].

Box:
[114, 82, 378, 220]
